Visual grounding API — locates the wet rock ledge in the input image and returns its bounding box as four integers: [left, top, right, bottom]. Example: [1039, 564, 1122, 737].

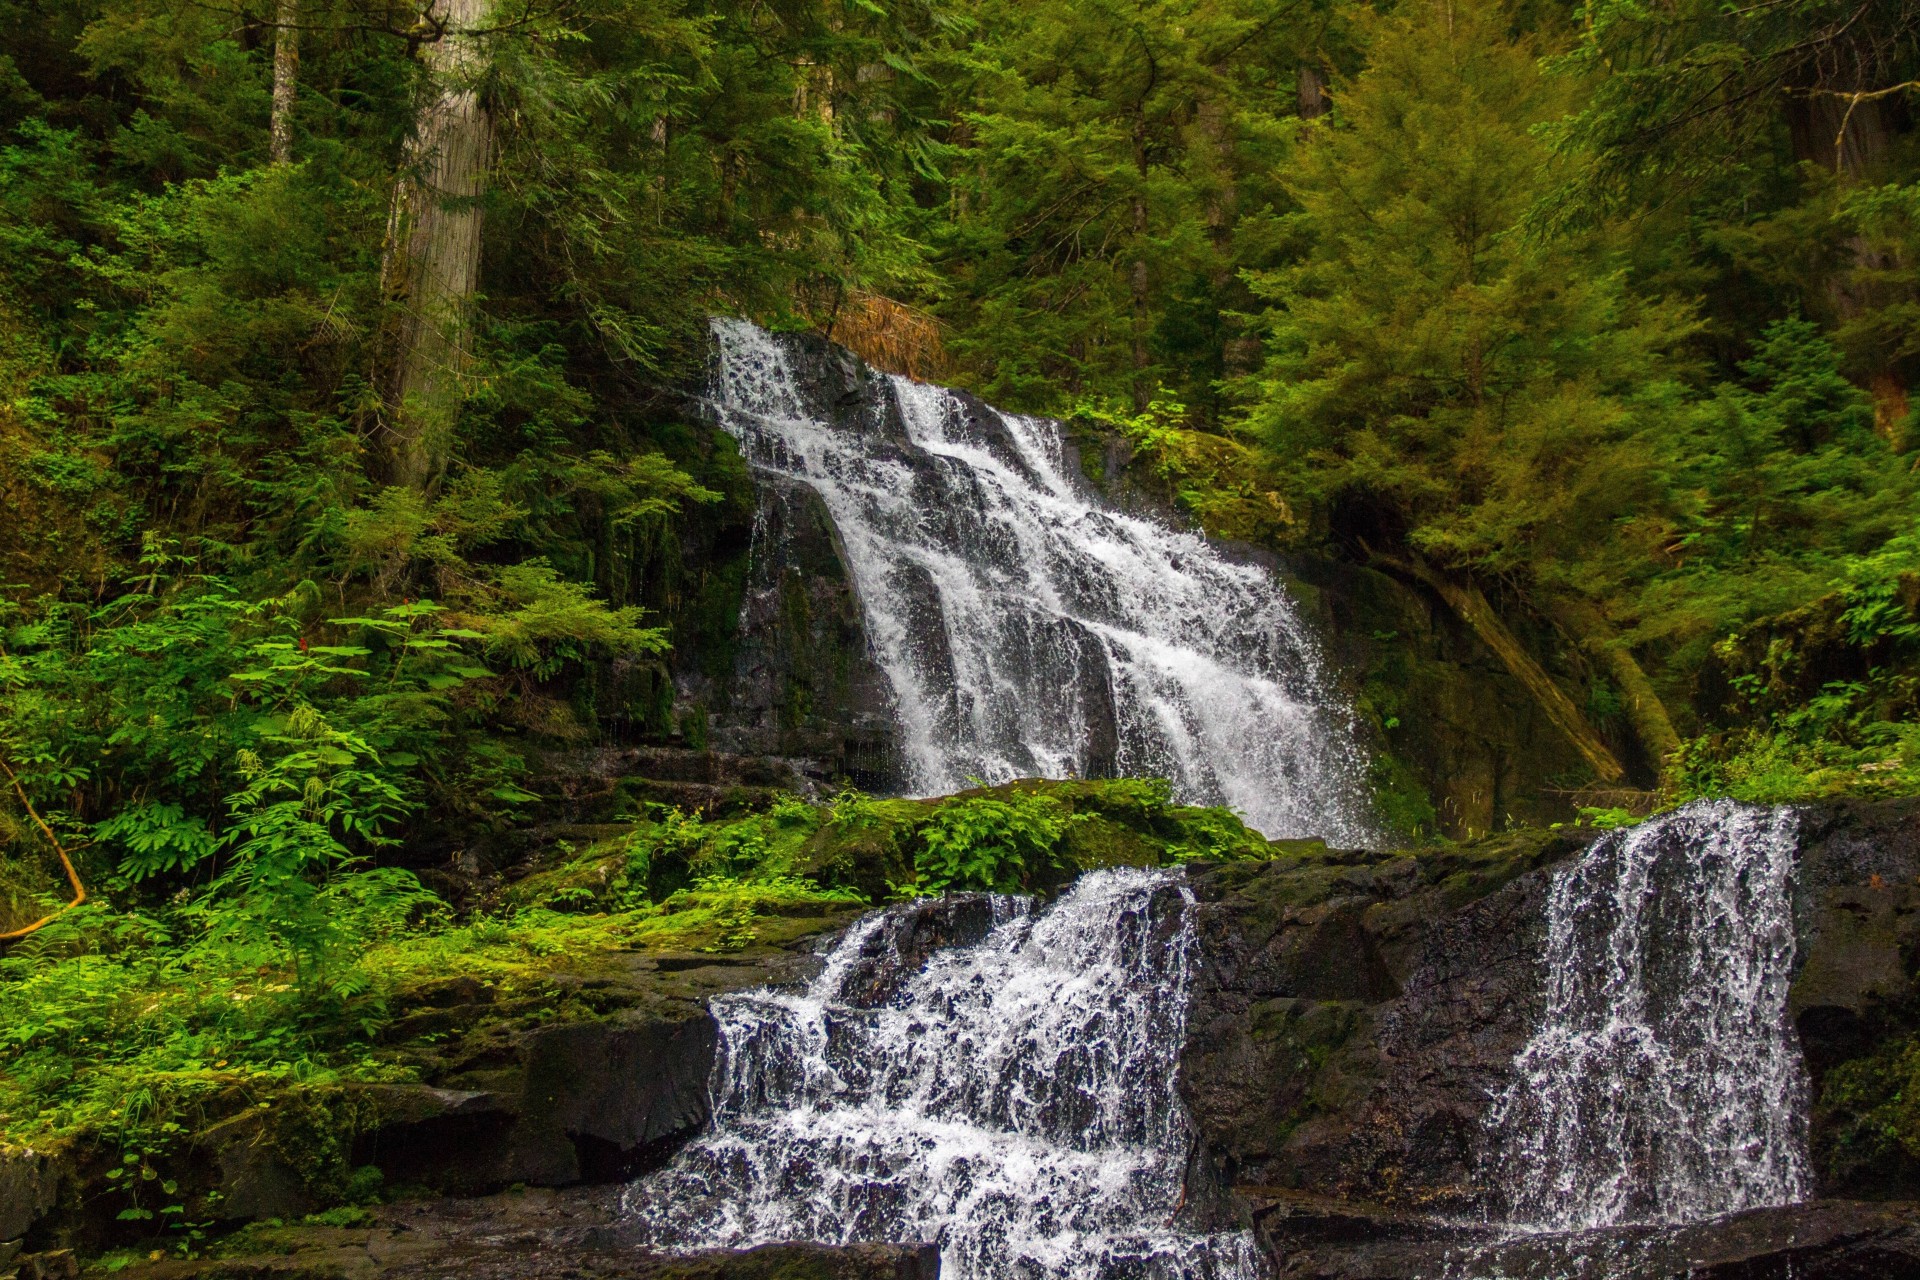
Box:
[56, 1188, 937, 1280]
[0, 903, 914, 1279]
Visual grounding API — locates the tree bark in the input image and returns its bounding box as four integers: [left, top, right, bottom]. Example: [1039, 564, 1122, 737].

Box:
[381, 0, 493, 491]
[270, 0, 299, 165]
[1297, 64, 1329, 120]
[1130, 187, 1151, 412]
[1128, 103, 1153, 412]
[1787, 84, 1910, 444]
[1373, 553, 1627, 783]
[1549, 596, 1682, 780]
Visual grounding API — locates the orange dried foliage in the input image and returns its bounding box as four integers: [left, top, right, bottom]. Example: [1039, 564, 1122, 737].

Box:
[813, 291, 949, 382]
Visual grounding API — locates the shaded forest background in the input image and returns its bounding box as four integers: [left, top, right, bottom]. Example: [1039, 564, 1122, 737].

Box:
[1, 0, 1919, 1174]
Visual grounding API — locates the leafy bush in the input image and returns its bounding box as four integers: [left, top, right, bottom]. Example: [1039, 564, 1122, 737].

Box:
[906, 790, 1083, 893]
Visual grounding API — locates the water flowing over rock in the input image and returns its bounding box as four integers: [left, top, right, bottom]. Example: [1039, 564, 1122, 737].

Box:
[624, 868, 1265, 1280]
[704, 318, 1374, 845]
[1487, 799, 1811, 1232]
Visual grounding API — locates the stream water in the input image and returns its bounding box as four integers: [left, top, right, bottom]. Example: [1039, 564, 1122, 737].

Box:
[1426, 800, 1814, 1278]
[624, 868, 1262, 1280]
[705, 318, 1374, 846]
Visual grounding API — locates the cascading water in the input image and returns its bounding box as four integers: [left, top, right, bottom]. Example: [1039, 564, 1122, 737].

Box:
[1488, 799, 1810, 1234]
[624, 868, 1263, 1280]
[706, 317, 1373, 846]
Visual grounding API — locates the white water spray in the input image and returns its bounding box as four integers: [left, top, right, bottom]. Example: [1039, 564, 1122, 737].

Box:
[706, 318, 1374, 846]
[624, 869, 1263, 1280]
[1489, 799, 1810, 1232]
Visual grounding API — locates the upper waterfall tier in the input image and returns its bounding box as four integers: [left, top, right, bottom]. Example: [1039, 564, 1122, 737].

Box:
[705, 318, 1375, 845]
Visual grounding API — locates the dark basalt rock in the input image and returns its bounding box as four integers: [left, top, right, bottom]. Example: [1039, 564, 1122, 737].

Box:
[829, 893, 1003, 1009]
[666, 333, 906, 794]
[700, 476, 902, 790]
[1180, 828, 1578, 1212]
[1257, 1199, 1920, 1279]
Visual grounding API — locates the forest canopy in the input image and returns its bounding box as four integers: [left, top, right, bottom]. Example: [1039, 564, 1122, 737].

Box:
[0, 0, 1918, 1162]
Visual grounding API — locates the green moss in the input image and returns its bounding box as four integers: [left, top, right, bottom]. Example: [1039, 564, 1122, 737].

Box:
[260, 1088, 385, 1205]
[677, 546, 751, 690]
[1059, 815, 1162, 869]
[1251, 998, 1363, 1071]
[1421, 826, 1587, 910]
[1816, 1031, 1920, 1190]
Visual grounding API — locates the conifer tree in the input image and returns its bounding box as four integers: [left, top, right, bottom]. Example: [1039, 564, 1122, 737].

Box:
[1247, 0, 1693, 774]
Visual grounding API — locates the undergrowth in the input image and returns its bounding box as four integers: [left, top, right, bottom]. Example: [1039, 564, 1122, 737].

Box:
[0, 776, 1281, 1161]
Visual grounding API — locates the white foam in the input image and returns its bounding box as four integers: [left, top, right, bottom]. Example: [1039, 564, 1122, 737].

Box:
[625, 869, 1264, 1280]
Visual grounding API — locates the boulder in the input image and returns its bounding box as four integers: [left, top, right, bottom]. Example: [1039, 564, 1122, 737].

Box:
[0, 1147, 60, 1246]
[1180, 830, 1577, 1211]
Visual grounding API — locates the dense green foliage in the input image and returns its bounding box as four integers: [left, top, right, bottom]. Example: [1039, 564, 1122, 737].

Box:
[2, 0, 1920, 1218]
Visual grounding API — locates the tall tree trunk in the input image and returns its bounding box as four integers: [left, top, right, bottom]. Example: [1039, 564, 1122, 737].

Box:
[269, 0, 299, 164]
[1373, 552, 1627, 783]
[1129, 116, 1151, 412]
[1297, 64, 1329, 120]
[1787, 84, 1910, 444]
[381, 0, 493, 491]
[1196, 84, 1253, 395]
[1549, 596, 1683, 781]
[1130, 196, 1150, 412]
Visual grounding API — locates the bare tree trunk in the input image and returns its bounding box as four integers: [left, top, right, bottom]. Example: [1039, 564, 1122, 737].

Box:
[1297, 64, 1329, 120]
[381, 0, 493, 490]
[1196, 84, 1254, 394]
[1787, 87, 1910, 444]
[1130, 209, 1150, 411]
[1374, 553, 1627, 783]
[270, 0, 299, 164]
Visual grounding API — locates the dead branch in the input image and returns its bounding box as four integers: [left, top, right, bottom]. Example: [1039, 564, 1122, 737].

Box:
[0, 753, 88, 943]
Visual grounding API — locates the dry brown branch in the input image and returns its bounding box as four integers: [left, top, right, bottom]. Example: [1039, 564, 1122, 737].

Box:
[1793, 79, 1920, 152]
[0, 753, 87, 942]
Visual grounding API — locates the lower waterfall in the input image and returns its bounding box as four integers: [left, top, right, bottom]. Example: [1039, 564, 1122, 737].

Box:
[623, 868, 1262, 1280]
[705, 317, 1374, 847]
[1488, 799, 1811, 1233]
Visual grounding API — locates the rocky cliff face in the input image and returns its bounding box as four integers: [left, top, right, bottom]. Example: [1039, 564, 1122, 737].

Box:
[584, 324, 1613, 841]
[684, 472, 901, 789]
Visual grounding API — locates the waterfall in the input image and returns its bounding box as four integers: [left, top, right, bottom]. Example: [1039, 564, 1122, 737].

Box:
[706, 318, 1374, 846]
[624, 868, 1264, 1280]
[1488, 799, 1811, 1232]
